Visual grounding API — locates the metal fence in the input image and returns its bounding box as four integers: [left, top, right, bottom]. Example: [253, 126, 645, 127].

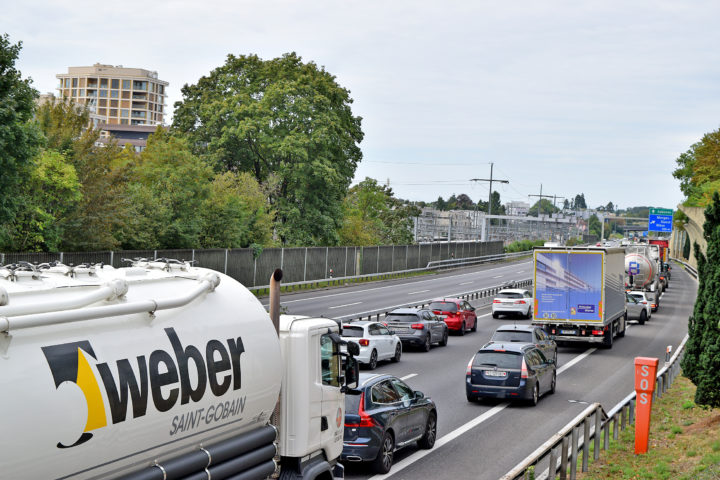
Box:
[0, 241, 503, 289]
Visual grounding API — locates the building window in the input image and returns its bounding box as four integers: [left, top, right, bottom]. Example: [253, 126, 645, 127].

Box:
[78, 89, 85, 97]
[121, 109, 129, 118]
[122, 79, 131, 89]
[100, 78, 108, 88]
[110, 100, 118, 108]
[111, 79, 119, 89]
[158, 85, 164, 94]
[110, 109, 117, 117]
[98, 108, 106, 116]
[122, 91, 130, 99]
[120, 119, 129, 125]
[111, 90, 119, 98]
[71, 89, 77, 97]
[99, 99, 107, 107]
[99, 90, 108, 98]
[72, 78, 78, 87]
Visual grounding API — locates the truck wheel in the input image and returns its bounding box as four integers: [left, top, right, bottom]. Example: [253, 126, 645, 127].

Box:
[372, 432, 395, 474]
[368, 350, 378, 370]
[639, 310, 647, 325]
[617, 319, 626, 338]
[417, 412, 437, 449]
[602, 325, 613, 349]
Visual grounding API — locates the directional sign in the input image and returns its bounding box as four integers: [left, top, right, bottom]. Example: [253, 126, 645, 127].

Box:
[649, 208, 673, 216]
[648, 208, 673, 233]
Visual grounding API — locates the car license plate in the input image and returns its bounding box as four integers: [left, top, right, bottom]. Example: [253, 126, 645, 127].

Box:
[560, 329, 576, 335]
[485, 370, 507, 377]
[393, 328, 410, 334]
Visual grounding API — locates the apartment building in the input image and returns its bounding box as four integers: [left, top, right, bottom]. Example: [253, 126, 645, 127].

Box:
[56, 64, 168, 126]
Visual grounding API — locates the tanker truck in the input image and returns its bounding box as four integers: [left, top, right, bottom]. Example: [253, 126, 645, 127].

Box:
[0, 259, 359, 480]
[625, 245, 661, 311]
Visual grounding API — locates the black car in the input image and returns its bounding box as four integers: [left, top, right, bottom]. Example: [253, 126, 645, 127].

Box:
[490, 324, 557, 364]
[342, 373, 437, 474]
[466, 342, 556, 405]
[383, 308, 449, 351]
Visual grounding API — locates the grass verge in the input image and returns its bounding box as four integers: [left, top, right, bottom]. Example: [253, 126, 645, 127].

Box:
[578, 375, 720, 480]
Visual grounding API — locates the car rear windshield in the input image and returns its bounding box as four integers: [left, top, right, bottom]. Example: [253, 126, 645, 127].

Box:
[472, 351, 522, 369]
[345, 393, 362, 414]
[385, 314, 419, 323]
[496, 292, 523, 299]
[491, 331, 532, 343]
[630, 294, 644, 301]
[429, 302, 458, 312]
[342, 326, 364, 338]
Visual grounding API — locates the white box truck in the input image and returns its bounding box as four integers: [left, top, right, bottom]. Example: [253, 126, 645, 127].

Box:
[531, 247, 626, 348]
[0, 260, 358, 479]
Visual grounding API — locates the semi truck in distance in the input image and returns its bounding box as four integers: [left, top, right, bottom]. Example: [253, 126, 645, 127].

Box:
[0, 260, 359, 479]
[532, 246, 626, 348]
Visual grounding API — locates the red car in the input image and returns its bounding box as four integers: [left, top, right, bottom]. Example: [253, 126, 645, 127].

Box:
[429, 298, 477, 335]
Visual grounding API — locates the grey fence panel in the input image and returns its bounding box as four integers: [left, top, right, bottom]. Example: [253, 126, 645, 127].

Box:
[114, 250, 157, 267]
[61, 251, 113, 266]
[327, 247, 346, 278]
[378, 246, 393, 273]
[226, 249, 254, 286]
[192, 249, 228, 274]
[344, 247, 359, 277]
[281, 248, 306, 284]
[392, 246, 407, 271]
[419, 244, 432, 267]
[3, 251, 62, 265]
[407, 245, 420, 271]
[255, 248, 282, 287]
[361, 246, 378, 275]
[305, 247, 327, 281]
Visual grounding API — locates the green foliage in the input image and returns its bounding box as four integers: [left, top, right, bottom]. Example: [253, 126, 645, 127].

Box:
[504, 239, 544, 253]
[339, 177, 419, 246]
[172, 52, 363, 246]
[683, 233, 691, 259]
[528, 199, 558, 217]
[572, 193, 587, 209]
[0, 34, 42, 248]
[682, 192, 720, 407]
[673, 129, 720, 206]
[589, 214, 602, 238]
[565, 236, 583, 246]
[35, 97, 90, 154]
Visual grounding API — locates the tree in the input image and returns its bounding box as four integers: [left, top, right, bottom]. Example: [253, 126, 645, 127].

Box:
[681, 192, 720, 407]
[573, 193, 587, 210]
[435, 196, 447, 211]
[563, 199, 570, 210]
[455, 193, 474, 210]
[0, 34, 41, 248]
[683, 233, 691, 260]
[528, 199, 558, 217]
[588, 214, 602, 238]
[172, 52, 363, 246]
[605, 202, 614, 212]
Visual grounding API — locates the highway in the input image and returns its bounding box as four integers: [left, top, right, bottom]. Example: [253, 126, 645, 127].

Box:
[270, 259, 697, 480]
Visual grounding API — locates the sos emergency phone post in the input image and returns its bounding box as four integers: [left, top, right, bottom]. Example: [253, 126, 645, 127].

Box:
[634, 357, 659, 454]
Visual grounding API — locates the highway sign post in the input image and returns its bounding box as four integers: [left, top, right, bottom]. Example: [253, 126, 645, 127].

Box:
[648, 208, 673, 233]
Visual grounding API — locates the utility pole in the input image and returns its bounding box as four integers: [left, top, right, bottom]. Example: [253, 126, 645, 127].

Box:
[528, 184, 554, 217]
[552, 195, 566, 210]
[470, 163, 509, 216]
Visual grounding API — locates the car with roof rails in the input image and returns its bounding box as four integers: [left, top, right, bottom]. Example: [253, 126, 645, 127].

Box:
[625, 292, 648, 325]
[383, 308, 449, 351]
[492, 288, 533, 319]
[342, 373, 437, 474]
[490, 324, 557, 364]
[341, 321, 402, 369]
[428, 298, 477, 335]
[466, 342, 556, 405]
[627, 291, 653, 319]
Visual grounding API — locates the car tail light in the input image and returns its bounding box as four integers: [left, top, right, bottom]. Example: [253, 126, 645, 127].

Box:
[591, 330, 603, 335]
[514, 300, 526, 304]
[521, 358, 529, 379]
[411, 323, 425, 330]
[466, 357, 474, 375]
[642, 301, 647, 305]
[358, 339, 369, 346]
[493, 299, 501, 303]
[652, 304, 657, 308]
[345, 393, 376, 428]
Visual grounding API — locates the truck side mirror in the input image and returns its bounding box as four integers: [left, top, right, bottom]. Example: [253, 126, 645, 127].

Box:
[344, 358, 360, 391]
[346, 341, 360, 357]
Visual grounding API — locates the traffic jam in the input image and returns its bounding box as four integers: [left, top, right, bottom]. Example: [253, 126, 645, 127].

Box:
[338, 239, 672, 474]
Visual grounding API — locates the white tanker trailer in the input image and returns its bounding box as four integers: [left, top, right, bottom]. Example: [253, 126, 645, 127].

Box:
[624, 246, 659, 292]
[0, 260, 359, 480]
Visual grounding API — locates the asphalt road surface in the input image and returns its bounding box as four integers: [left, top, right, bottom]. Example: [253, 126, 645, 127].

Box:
[271, 259, 697, 480]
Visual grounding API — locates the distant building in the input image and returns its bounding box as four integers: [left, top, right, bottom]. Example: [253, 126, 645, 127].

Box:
[97, 123, 158, 153]
[505, 201, 530, 216]
[56, 63, 168, 127]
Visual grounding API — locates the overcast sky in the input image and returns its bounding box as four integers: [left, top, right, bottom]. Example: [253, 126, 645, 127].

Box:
[7, 1, 720, 211]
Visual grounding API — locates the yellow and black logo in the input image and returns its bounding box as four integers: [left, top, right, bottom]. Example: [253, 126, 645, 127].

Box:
[42, 328, 245, 448]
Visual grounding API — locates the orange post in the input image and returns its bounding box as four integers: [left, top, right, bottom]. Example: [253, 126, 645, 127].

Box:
[634, 357, 659, 454]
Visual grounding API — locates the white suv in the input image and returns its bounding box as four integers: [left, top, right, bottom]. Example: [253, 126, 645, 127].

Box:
[341, 321, 402, 369]
[627, 291, 652, 320]
[492, 289, 533, 319]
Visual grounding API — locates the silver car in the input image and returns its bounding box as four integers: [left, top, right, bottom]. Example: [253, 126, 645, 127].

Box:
[625, 293, 648, 325]
[627, 291, 652, 321]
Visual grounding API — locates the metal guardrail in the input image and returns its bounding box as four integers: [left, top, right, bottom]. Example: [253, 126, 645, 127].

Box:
[669, 257, 698, 279]
[502, 334, 689, 480]
[249, 251, 532, 293]
[342, 278, 533, 324]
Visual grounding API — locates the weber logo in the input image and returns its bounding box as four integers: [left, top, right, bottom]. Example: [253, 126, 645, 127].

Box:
[42, 328, 245, 448]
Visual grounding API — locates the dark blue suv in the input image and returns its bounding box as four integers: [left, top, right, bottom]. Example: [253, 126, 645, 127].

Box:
[342, 373, 437, 474]
[466, 342, 556, 405]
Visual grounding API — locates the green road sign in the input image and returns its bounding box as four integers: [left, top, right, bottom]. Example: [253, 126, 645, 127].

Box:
[649, 208, 673, 216]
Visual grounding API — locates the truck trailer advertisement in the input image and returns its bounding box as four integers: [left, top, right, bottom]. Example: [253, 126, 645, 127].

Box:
[535, 251, 604, 322]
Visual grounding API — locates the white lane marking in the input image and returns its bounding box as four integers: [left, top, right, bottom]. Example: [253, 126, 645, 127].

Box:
[400, 373, 418, 381]
[517, 270, 526, 274]
[477, 313, 491, 318]
[408, 289, 431, 295]
[459, 281, 473, 285]
[328, 302, 362, 309]
[492, 275, 504, 278]
[368, 347, 596, 480]
[262, 260, 533, 306]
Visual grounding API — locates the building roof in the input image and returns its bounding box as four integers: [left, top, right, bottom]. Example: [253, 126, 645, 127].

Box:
[99, 123, 159, 133]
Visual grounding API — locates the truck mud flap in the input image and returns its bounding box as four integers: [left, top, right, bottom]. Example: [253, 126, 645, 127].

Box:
[115, 425, 277, 480]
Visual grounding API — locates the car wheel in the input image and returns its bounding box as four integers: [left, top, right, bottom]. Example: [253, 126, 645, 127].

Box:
[439, 330, 448, 347]
[466, 393, 477, 403]
[550, 371, 556, 394]
[372, 432, 395, 474]
[391, 343, 402, 362]
[458, 323, 466, 336]
[529, 383, 539, 406]
[492, 312, 499, 319]
[368, 350, 378, 370]
[470, 318, 477, 332]
[525, 308, 532, 320]
[639, 310, 647, 325]
[422, 335, 431, 352]
[417, 412, 437, 449]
